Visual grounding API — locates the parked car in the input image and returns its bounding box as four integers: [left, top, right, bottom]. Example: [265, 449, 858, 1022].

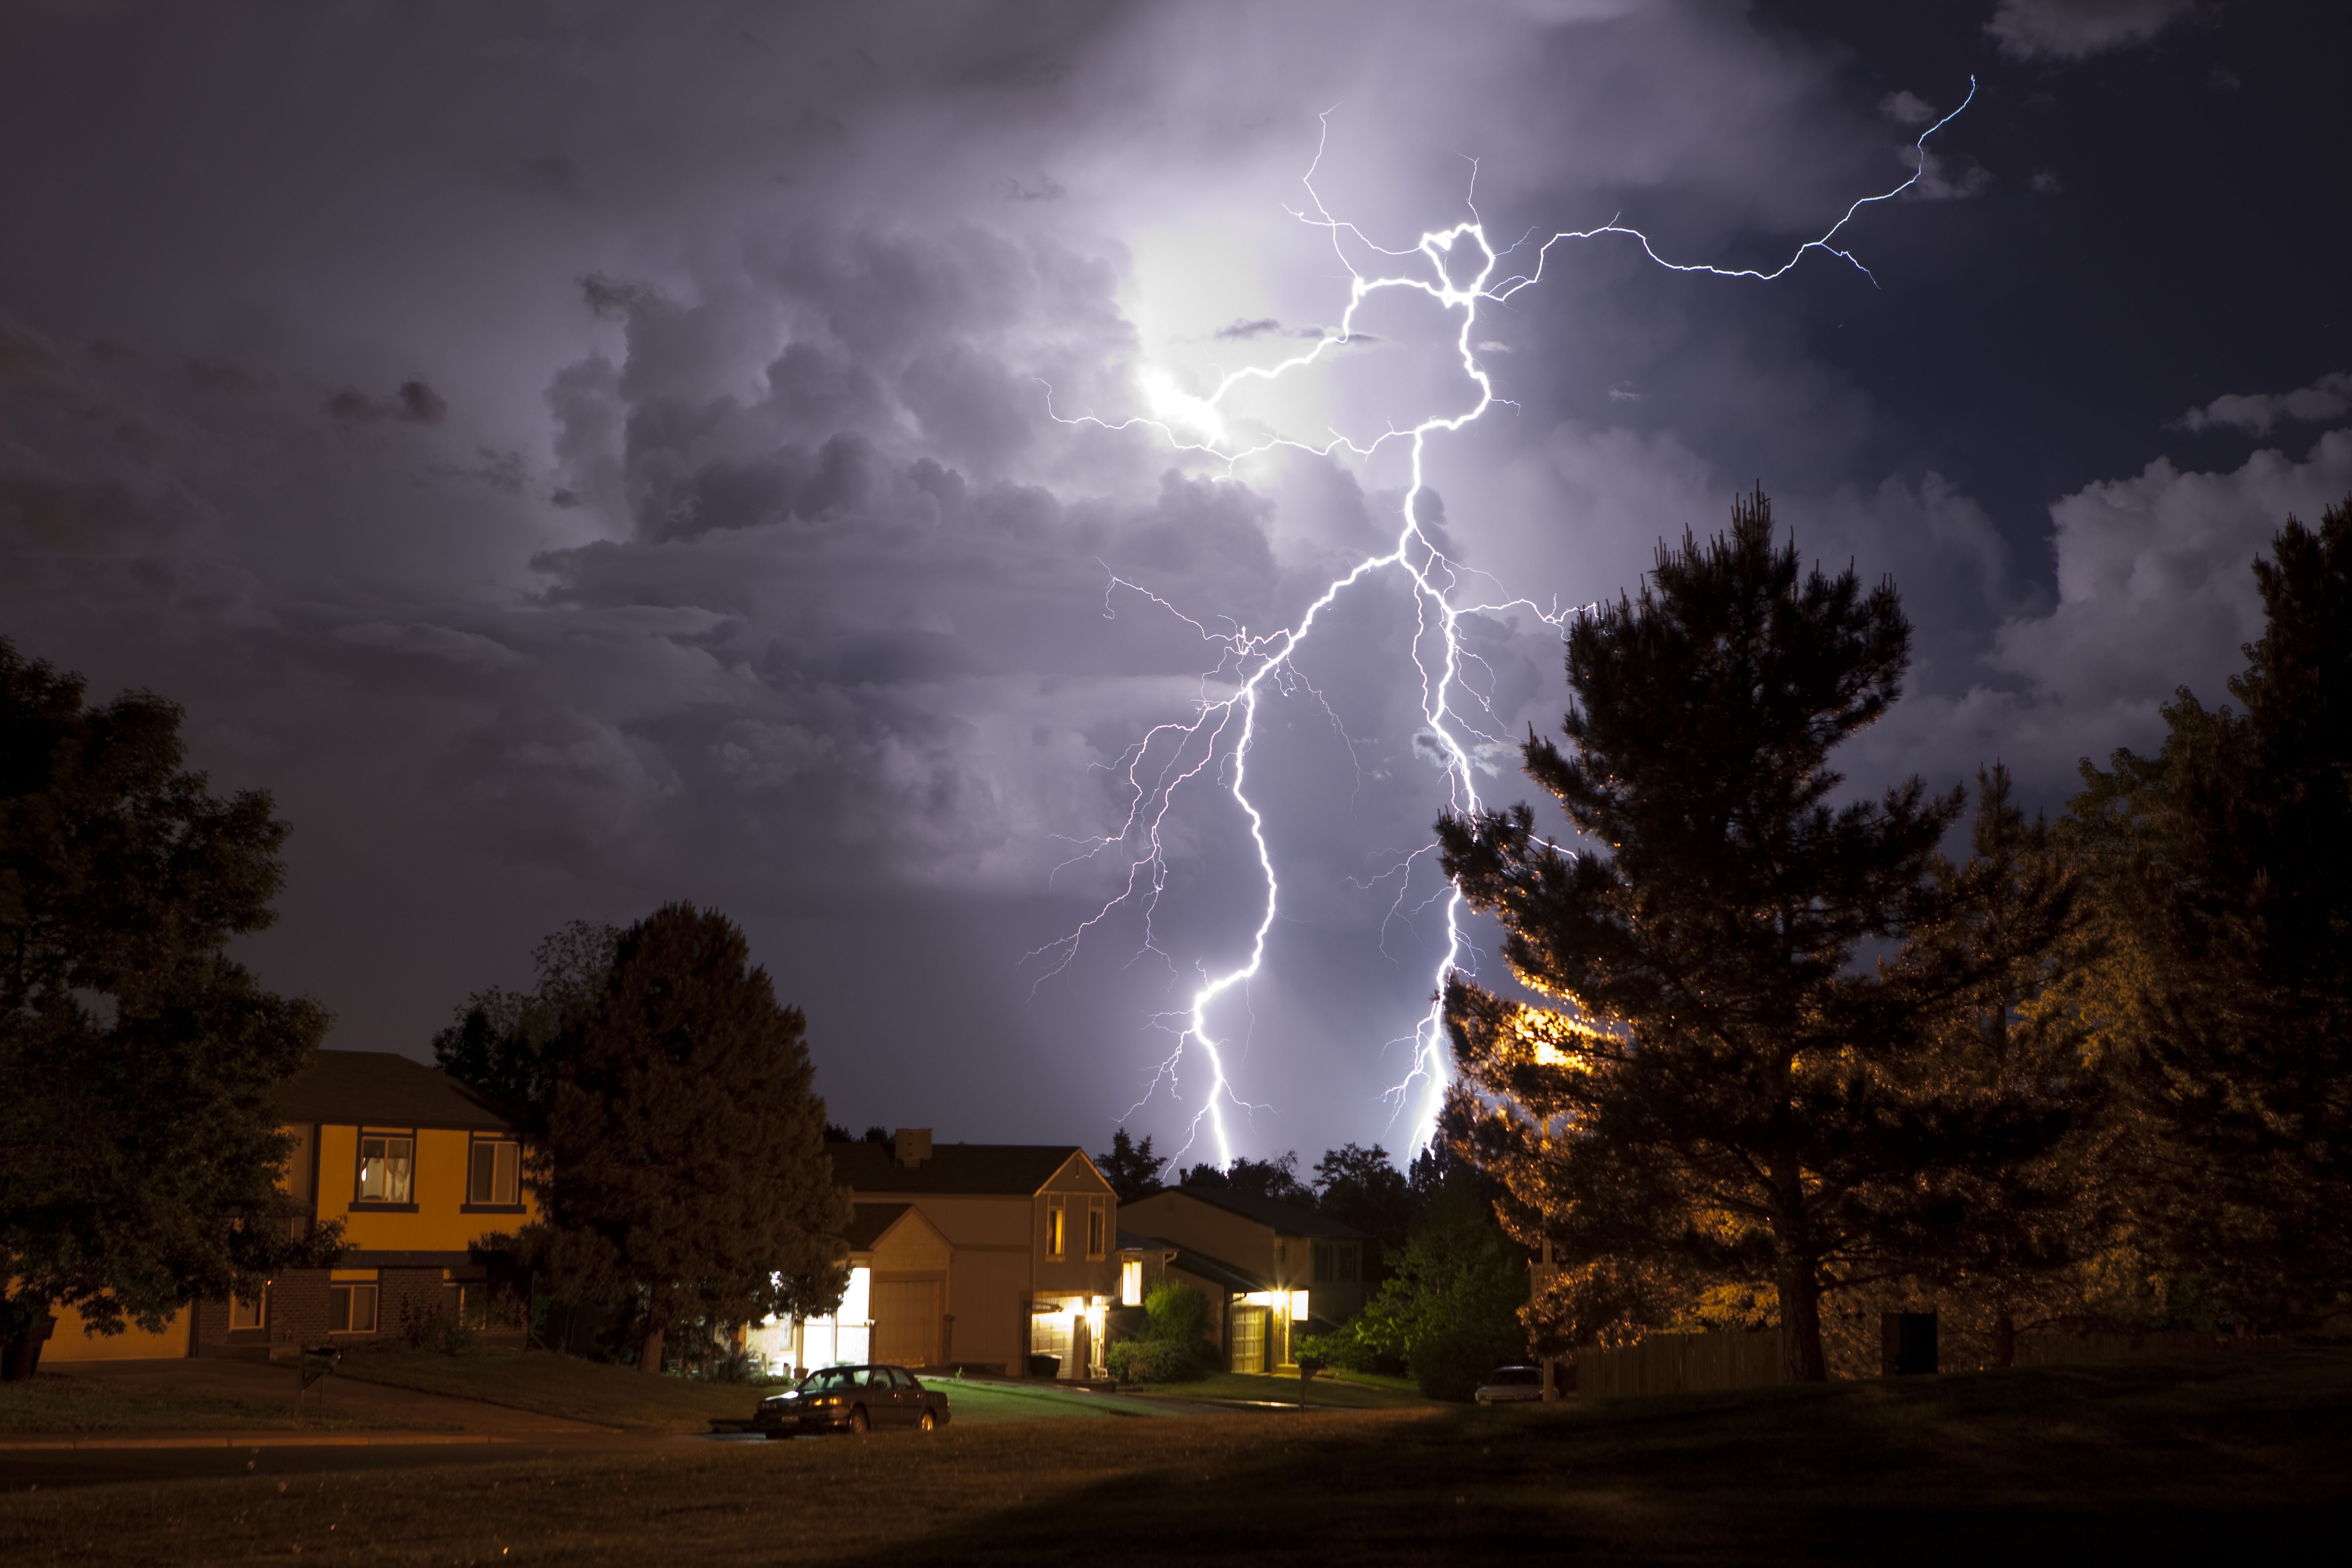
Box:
[1474, 1365, 1545, 1405]
[755, 1364, 952, 1437]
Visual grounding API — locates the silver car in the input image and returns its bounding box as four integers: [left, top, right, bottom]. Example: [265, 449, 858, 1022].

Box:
[1474, 1364, 1545, 1405]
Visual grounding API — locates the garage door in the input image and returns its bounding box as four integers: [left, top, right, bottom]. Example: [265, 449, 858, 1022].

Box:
[1230, 1305, 1268, 1372]
[872, 1277, 942, 1368]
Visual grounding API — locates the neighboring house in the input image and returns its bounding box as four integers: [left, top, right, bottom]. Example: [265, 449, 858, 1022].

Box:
[1118, 1187, 1373, 1372]
[746, 1130, 1135, 1380]
[43, 1049, 536, 1363]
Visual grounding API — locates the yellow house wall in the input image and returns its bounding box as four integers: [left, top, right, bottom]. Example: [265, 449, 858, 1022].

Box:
[311, 1122, 535, 1253]
[41, 1303, 193, 1362]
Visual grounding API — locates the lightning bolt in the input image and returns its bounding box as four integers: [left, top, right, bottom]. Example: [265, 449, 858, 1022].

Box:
[1036, 80, 1976, 1166]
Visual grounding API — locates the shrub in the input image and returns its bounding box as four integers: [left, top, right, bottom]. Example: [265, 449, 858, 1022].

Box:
[1408, 1321, 1524, 1402]
[396, 1297, 480, 1357]
[1107, 1336, 1203, 1385]
[1142, 1282, 1208, 1344]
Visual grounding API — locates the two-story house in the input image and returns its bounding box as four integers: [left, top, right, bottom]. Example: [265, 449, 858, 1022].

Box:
[44, 1049, 536, 1363]
[745, 1130, 1133, 1380]
[1119, 1186, 1373, 1372]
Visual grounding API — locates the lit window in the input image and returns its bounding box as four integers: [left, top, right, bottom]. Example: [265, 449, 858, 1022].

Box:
[469, 1137, 521, 1205]
[229, 1292, 267, 1331]
[1120, 1258, 1142, 1307]
[357, 1135, 413, 1203]
[329, 1283, 379, 1334]
[1289, 1290, 1310, 1323]
[1086, 1200, 1106, 1259]
[1046, 1202, 1066, 1258]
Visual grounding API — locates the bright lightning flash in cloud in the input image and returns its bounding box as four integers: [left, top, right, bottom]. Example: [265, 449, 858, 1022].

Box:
[1034, 81, 1976, 1168]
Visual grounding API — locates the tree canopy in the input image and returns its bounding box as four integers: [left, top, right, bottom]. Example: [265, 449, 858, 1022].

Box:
[2061, 497, 2352, 1327]
[1437, 493, 2078, 1380]
[0, 638, 336, 1357]
[432, 918, 620, 1126]
[1093, 1127, 1168, 1203]
[532, 902, 851, 1372]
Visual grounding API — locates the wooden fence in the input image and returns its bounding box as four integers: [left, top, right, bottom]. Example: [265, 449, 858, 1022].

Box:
[2014, 1330, 2280, 1365]
[1573, 1329, 1784, 1398]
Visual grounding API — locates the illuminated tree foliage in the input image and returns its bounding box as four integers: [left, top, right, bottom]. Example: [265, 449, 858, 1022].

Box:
[0, 639, 337, 1367]
[1437, 494, 2079, 1381]
[2062, 498, 2352, 1328]
[533, 902, 851, 1373]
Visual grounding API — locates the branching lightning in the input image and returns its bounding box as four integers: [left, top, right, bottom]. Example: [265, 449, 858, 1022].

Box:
[1034, 81, 1976, 1166]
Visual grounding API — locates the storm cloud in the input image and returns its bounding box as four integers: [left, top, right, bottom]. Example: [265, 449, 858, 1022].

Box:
[1, 1, 2342, 1159]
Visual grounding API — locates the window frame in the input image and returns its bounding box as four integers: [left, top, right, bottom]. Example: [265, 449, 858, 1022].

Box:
[352, 1129, 418, 1209]
[462, 1133, 525, 1212]
[328, 1282, 380, 1335]
[228, 1290, 268, 1332]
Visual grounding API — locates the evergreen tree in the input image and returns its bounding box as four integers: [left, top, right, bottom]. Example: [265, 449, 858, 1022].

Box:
[0, 640, 338, 1369]
[534, 902, 851, 1373]
[2063, 498, 2352, 1326]
[1093, 1127, 1168, 1203]
[1437, 493, 2075, 1380]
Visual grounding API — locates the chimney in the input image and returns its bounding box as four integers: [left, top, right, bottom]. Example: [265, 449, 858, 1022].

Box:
[894, 1127, 932, 1168]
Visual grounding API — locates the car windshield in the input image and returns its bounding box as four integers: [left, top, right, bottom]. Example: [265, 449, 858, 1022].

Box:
[1489, 1367, 1542, 1385]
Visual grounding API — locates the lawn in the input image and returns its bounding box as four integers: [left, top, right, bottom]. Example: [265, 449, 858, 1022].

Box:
[921, 1380, 1132, 1423]
[1123, 1369, 1435, 1410]
[330, 1347, 785, 1435]
[0, 1373, 439, 1436]
[9, 1350, 2343, 1563]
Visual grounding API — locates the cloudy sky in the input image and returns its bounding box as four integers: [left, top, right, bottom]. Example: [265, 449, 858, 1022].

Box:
[3, 0, 2344, 1165]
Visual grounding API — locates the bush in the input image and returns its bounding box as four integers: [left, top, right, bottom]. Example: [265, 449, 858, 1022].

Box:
[396, 1298, 480, 1357]
[1408, 1322, 1524, 1402]
[1142, 1282, 1208, 1344]
[1107, 1336, 1204, 1385]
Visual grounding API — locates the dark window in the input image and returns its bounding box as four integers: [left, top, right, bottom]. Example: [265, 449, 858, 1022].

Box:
[1337, 1245, 1358, 1282]
[1086, 1201, 1106, 1258]
[329, 1283, 379, 1333]
[1313, 1243, 1333, 1282]
[468, 1137, 521, 1205]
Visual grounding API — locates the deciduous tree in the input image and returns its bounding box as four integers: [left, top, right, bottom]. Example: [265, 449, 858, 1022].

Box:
[0, 640, 336, 1370]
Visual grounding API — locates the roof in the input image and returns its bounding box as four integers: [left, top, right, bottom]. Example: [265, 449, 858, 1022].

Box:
[827, 1141, 1095, 1197]
[1165, 1245, 1271, 1296]
[1116, 1228, 1176, 1256]
[1141, 1185, 1372, 1241]
[275, 1050, 519, 1132]
[844, 1203, 915, 1251]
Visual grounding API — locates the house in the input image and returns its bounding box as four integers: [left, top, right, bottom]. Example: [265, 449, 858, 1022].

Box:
[1118, 1186, 1373, 1372]
[42, 1049, 536, 1363]
[745, 1130, 1134, 1380]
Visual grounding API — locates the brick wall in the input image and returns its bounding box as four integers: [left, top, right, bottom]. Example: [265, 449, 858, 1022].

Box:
[267, 1270, 330, 1349]
[380, 1266, 446, 1342]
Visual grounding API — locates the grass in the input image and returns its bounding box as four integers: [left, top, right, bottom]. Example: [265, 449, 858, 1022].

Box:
[13, 1349, 2342, 1563]
[330, 1347, 786, 1435]
[0, 1373, 440, 1436]
[922, 1381, 1130, 1423]
[1123, 1369, 1435, 1410]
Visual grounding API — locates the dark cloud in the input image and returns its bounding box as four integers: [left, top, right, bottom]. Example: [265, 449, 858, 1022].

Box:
[327, 379, 448, 425]
[1985, 0, 2200, 61]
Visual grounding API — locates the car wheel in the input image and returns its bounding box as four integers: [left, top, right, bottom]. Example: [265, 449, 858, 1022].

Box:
[848, 1405, 870, 1436]
[918, 1409, 937, 1432]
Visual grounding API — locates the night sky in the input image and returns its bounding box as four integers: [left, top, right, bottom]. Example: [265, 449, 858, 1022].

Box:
[2, 1, 2344, 1163]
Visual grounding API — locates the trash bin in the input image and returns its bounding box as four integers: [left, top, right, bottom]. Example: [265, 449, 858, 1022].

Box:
[1026, 1353, 1061, 1380]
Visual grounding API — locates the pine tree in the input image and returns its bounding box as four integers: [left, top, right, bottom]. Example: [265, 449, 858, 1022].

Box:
[1437, 493, 2076, 1380]
[1093, 1128, 1168, 1203]
[0, 639, 338, 1369]
[2063, 498, 2352, 1326]
[534, 903, 851, 1373]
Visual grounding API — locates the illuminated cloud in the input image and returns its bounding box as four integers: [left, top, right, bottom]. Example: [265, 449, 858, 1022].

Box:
[1986, 0, 2199, 61]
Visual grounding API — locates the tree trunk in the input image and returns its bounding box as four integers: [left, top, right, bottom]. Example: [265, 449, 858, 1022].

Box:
[638, 1323, 665, 1375]
[1992, 1312, 2016, 1369]
[1774, 1248, 1827, 1382]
